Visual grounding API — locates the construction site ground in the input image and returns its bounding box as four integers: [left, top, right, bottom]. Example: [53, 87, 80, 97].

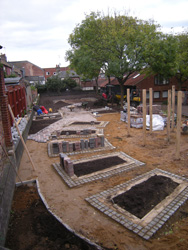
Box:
[5, 91, 188, 250]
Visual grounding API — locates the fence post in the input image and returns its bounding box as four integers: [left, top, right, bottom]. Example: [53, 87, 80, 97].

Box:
[167, 90, 171, 142]
[149, 88, 153, 132]
[171, 85, 175, 131]
[175, 91, 182, 159]
[143, 89, 146, 146]
[127, 88, 130, 137]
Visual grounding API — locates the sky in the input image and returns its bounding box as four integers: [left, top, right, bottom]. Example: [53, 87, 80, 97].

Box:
[1, 0, 188, 69]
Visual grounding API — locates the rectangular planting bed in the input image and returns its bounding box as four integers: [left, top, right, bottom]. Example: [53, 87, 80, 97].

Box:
[51, 128, 103, 139]
[52, 152, 145, 187]
[86, 168, 188, 240]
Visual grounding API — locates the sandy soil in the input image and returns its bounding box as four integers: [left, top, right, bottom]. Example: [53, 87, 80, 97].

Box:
[10, 92, 188, 249]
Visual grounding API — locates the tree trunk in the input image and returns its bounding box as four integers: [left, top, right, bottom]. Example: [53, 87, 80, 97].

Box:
[120, 83, 124, 107]
[95, 77, 99, 94]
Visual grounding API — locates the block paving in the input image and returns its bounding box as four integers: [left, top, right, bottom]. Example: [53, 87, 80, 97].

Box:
[52, 151, 145, 187]
[51, 128, 104, 139]
[28, 112, 109, 143]
[48, 137, 115, 157]
[85, 168, 188, 240]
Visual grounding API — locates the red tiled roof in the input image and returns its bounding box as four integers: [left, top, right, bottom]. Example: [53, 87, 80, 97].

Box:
[124, 72, 146, 86]
[99, 72, 146, 87]
[98, 77, 116, 87]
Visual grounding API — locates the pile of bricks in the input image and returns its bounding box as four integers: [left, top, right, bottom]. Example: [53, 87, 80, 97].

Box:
[137, 104, 162, 115]
[52, 135, 105, 154]
[59, 153, 74, 177]
[130, 115, 143, 128]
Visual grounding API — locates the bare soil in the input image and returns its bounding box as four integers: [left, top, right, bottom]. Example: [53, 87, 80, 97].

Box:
[29, 118, 61, 135]
[5, 91, 188, 250]
[74, 156, 126, 177]
[6, 185, 99, 250]
[112, 175, 179, 219]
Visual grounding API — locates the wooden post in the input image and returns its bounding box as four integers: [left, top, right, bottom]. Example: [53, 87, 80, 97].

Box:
[171, 85, 175, 131]
[127, 88, 130, 137]
[8, 104, 36, 172]
[143, 89, 146, 146]
[149, 88, 153, 132]
[176, 91, 182, 159]
[167, 90, 171, 142]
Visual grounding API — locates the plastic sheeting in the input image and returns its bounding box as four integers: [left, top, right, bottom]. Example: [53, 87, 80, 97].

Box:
[146, 115, 165, 131]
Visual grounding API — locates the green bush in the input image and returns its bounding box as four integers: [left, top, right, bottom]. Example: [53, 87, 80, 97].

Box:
[36, 84, 47, 93]
[46, 76, 77, 92]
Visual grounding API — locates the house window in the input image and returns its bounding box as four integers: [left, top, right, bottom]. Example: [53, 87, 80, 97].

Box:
[46, 72, 50, 75]
[154, 91, 160, 99]
[146, 91, 149, 99]
[162, 91, 168, 98]
[155, 75, 169, 85]
[53, 72, 57, 75]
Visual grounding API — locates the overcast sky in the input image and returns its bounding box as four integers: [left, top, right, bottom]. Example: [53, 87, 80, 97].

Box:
[1, 0, 188, 69]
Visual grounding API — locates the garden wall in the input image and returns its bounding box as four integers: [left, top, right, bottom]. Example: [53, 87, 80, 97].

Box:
[0, 110, 34, 247]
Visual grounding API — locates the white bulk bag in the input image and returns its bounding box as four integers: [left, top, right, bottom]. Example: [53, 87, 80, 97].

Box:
[146, 115, 164, 131]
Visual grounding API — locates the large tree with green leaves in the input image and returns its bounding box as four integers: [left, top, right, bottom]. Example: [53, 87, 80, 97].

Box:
[66, 12, 104, 93]
[66, 12, 178, 105]
[175, 31, 188, 89]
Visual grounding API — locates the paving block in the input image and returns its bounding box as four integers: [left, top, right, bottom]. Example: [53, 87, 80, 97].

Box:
[59, 153, 67, 168]
[62, 141, 67, 152]
[97, 137, 101, 147]
[58, 142, 63, 152]
[66, 142, 70, 152]
[52, 142, 59, 154]
[101, 136, 105, 147]
[69, 143, 73, 152]
[95, 137, 99, 147]
[85, 140, 89, 149]
[75, 141, 81, 151]
[80, 139, 85, 150]
[89, 138, 95, 148]
[64, 157, 74, 177]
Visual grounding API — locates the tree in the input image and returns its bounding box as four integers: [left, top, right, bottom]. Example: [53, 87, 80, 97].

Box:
[46, 75, 77, 93]
[100, 15, 160, 106]
[64, 14, 108, 97]
[66, 47, 101, 92]
[66, 12, 105, 93]
[66, 12, 178, 106]
[175, 31, 188, 89]
[143, 32, 178, 79]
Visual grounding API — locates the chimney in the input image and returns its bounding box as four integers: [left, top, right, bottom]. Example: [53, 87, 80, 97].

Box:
[56, 65, 60, 73]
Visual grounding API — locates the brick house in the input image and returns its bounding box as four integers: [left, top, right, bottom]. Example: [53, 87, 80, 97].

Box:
[58, 69, 81, 86]
[43, 65, 69, 80]
[9, 61, 45, 85]
[100, 72, 188, 103]
[44, 65, 81, 87]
